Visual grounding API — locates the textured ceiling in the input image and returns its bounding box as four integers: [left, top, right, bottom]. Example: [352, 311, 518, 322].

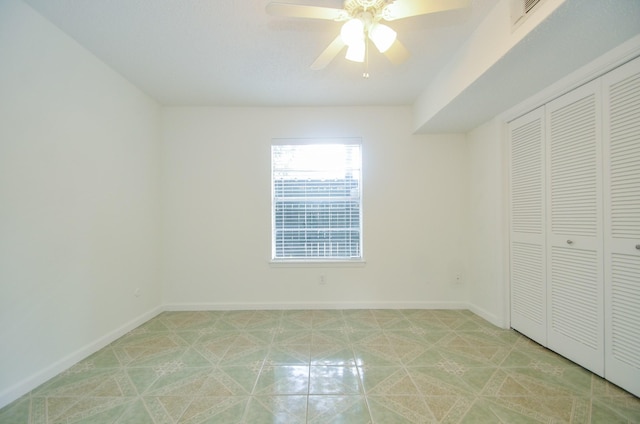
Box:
[19, 0, 640, 131]
[22, 0, 500, 106]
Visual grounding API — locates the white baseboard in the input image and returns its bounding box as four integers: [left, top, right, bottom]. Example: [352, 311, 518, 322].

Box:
[163, 300, 470, 311]
[0, 305, 163, 410]
[468, 303, 508, 329]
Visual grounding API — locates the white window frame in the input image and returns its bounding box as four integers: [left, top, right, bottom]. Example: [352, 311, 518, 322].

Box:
[270, 138, 364, 264]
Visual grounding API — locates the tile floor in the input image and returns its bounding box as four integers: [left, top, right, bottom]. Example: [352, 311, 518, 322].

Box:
[1, 309, 639, 423]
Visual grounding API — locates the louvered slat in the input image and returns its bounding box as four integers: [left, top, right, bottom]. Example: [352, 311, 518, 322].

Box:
[546, 80, 603, 376]
[611, 253, 640, 369]
[609, 71, 640, 238]
[550, 247, 599, 349]
[511, 115, 544, 234]
[604, 56, 640, 397]
[509, 107, 546, 344]
[549, 94, 599, 237]
[512, 242, 545, 325]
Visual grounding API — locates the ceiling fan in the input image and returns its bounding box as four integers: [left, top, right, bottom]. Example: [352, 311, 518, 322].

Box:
[266, 0, 470, 72]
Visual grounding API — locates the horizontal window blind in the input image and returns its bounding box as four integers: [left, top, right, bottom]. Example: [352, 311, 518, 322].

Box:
[272, 142, 362, 260]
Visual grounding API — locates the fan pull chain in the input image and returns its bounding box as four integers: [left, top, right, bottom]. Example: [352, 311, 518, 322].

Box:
[363, 38, 370, 79]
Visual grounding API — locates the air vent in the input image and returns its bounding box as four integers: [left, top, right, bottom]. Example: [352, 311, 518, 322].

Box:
[511, 0, 544, 27]
[525, 0, 541, 13]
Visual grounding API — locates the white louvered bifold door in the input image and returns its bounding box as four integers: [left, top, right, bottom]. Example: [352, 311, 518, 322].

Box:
[546, 80, 604, 376]
[509, 107, 547, 345]
[603, 56, 640, 397]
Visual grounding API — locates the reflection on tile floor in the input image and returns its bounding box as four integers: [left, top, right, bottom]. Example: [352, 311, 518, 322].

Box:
[1, 309, 639, 423]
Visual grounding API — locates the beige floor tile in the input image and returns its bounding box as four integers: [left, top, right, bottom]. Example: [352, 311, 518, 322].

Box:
[244, 395, 307, 424]
[2, 309, 639, 423]
[367, 395, 434, 423]
[309, 366, 362, 395]
[307, 395, 371, 423]
[254, 365, 310, 395]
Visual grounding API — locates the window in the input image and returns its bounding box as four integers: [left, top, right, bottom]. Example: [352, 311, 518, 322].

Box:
[271, 139, 362, 261]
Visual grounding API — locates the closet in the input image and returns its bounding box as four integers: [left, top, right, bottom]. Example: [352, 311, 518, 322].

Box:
[509, 56, 640, 397]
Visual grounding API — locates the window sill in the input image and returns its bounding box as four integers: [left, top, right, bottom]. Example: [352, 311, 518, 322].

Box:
[269, 259, 366, 268]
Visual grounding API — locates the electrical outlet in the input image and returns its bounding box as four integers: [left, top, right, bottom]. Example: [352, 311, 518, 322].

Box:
[134, 288, 141, 298]
[455, 274, 462, 284]
[319, 274, 327, 285]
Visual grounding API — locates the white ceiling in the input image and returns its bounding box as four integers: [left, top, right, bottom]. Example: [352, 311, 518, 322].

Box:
[22, 0, 500, 106]
[20, 0, 640, 131]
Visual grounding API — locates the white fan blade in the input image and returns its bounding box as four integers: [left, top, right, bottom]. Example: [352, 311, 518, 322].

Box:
[266, 2, 347, 20]
[384, 39, 410, 65]
[382, 0, 470, 21]
[311, 36, 346, 70]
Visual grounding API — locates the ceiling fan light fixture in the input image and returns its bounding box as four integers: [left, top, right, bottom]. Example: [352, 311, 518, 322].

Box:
[340, 18, 365, 46]
[345, 39, 366, 62]
[369, 22, 396, 53]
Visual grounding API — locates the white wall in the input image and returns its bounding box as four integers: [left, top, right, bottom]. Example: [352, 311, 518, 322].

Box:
[413, 0, 566, 132]
[466, 118, 508, 327]
[463, 35, 640, 331]
[161, 106, 469, 309]
[3, 0, 637, 412]
[0, 0, 162, 407]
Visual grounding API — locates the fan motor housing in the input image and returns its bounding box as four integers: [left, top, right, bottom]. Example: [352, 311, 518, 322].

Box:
[344, 0, 393, 16]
